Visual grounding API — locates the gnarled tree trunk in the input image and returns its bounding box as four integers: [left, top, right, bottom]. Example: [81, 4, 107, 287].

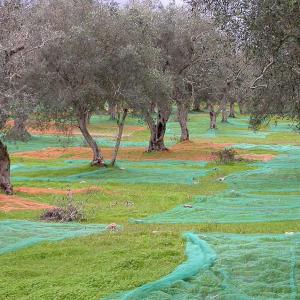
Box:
[6, 116, 31, 141]
[177, 101, 189, 141]
[221, 95, 228, 122]
[229, 100, 235, 118]
[78, 112, 105, 166]
[0, 140, 13, 194]
[209, 110, 217, 129]
[111, 108, 128, 167]
[145, 109, 170, 152]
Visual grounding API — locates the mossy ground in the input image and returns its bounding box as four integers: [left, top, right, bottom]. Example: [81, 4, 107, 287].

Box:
[1, 112, 299, 299]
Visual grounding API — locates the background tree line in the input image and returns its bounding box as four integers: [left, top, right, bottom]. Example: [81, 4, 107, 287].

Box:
[0, 0, 299, 194]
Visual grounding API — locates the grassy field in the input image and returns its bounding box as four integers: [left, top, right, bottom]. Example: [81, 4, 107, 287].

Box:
[1, 112, 299, 299]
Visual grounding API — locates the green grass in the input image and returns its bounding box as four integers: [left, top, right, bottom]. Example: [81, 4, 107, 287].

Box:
[1, 112, 300, 299]
[1, 220, 300, 300]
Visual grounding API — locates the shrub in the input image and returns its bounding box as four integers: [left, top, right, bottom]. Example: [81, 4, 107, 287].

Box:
[40, 193, 85, 222]
[214, 148, 236, 164]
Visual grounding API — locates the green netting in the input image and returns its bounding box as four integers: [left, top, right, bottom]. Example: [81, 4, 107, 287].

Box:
[12, 160, 208, 185]
[108, 232, 300, 300]
[165, 114, 300, 143]
[165, 116, 272, 141]
[0, 220, 108, 255]
[135, 144, 300, 224]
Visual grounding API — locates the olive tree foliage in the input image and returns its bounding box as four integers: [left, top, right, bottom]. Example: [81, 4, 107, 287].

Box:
[100, 3, 170, 157]
[121, 1, 172, 151]
[189, 0, 300, 129]
[156, 4, 218, 141]
[25, 0, 123, 166]
[0, 0, 38, 194]
[175, 20, 248, 128]
[0, 0, 39, 142]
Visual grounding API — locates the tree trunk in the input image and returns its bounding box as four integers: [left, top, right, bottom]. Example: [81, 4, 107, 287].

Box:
[177, 101, 189, 141]
[193, 97, 201, 111]
[207, 102, 213, 112]
[0, 140, 13, 194]
[0, 105, 8, 129]
[111, 109, 128, 167]
[78, 112, 105, 166]
[149, 102, 156, 113]
[86, 112, 92, 124]
[209, 111, 217, 129]
[229, 100, 235, 118]
[6, 117, 31, 141]
[108, 101, 117, 120]
[145, 109, 170, 152]
[221, 95, 228, 122]
[238, 99, 244, 114]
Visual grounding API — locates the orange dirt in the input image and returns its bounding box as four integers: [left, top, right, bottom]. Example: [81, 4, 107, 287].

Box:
[237, 153, 275, 162]
[6, 120, 145, 137]
[13, 141, 233, 161]
[0, 194, 54, 212]
[29, 125, 144, 137]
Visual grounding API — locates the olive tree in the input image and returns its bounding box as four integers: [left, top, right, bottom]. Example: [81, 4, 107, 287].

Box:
[122, 2, 173, 152]
[26, 0, 123, 166]
[190, 0, 300, 128]
[0, 0, 37, 194]
[157, 3, 219, 141]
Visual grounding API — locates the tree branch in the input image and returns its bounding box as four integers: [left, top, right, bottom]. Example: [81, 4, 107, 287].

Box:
[250, 59, 274, 89]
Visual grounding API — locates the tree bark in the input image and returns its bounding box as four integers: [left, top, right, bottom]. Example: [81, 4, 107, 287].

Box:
[111, 109, 128, 167]
[177, 101, 189, 141]
[209, 110, 217, 129]
[78, 112, 105, 166]
[229, 100, 235, 118]
[145, 109, 170, 152]
[221, 95, 228, 122]
[108, 101, 117, 120]
[238, 99, 244, 114]
[0, 140, 13, 194]
[86, 112, 92, 124]
[0, 105, 8, 129]
[6, 116, 31, 141]
[193, 97, 201, 111]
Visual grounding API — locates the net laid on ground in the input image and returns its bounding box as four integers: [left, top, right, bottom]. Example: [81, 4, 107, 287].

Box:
[0, 220, 108, 255]
[166, 116, 273, 141]
[135, 144, 300, 224]
[12, 160, 208, 185]
[107, 232, 299, 300]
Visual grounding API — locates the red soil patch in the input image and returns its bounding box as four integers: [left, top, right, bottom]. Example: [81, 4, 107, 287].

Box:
[5, 120, 74, 135]
[13, 141, 233, 161]
[237, 153, 275, 162]
[29, 125, 144, 137]
[0, 194, 54, 212]
[6, 120, 145, 137]
[14, 147, 89, 160]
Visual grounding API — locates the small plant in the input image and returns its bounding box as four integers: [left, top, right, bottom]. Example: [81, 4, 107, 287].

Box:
[40, 192, 85, 222]
[214, 148, 236, 164]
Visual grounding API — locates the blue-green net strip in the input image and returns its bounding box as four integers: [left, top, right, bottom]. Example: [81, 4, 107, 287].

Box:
[0, 220, 108, 255]
[106, 233, 216, 300]
[136, 144, 300, 224]
[108, 232, 300, 300]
